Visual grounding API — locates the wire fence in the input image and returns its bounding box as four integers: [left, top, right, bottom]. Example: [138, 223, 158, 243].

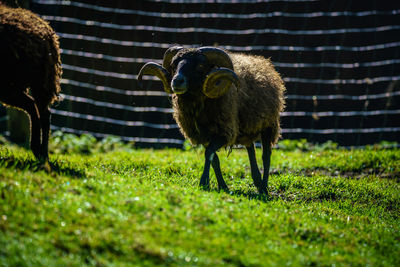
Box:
[0, 0, 399, 147]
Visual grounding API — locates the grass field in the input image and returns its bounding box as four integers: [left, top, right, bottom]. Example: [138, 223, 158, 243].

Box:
[0, 135, 399, 266]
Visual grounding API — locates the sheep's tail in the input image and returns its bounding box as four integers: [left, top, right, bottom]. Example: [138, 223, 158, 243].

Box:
[270, 121, 281, 146]
[43, 30, 62, 105]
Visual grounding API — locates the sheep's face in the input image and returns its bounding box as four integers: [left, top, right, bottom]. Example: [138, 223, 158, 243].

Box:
[138, 46, 240, 98]
[170, 51, 212, 95]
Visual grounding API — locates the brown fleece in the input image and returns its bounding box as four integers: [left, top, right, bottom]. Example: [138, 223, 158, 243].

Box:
[172, 51, 285, 147]
[0, 4, 62, 108]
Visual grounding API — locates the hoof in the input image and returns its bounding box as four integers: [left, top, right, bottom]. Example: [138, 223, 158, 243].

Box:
[38, 158, 51, 173]
[199, 184, 210, 191]
[218, 185, 229, 193]
[41, 161, 51, 173]
[258, 187, 268, 196]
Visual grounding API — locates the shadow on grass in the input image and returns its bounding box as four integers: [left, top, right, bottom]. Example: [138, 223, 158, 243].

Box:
[49, 161, 86, 178]
[224, 187, 341, 204]
[206, 187, 272, 202]
[230, 189, 271, 202]
[272, 167, 400, 180]
[0, 155, 86, 178]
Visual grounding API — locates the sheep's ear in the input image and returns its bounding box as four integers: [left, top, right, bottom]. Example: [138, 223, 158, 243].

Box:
[138, 62, 173, 94]
[203, 68, 240, 98]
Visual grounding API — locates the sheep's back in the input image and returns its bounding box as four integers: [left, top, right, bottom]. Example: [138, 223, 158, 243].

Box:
[230, 53, 286, 146]
[0, 5, 62, 105]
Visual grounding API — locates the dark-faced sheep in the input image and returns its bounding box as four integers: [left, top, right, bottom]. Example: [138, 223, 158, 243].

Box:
[138, 46, 285, 194]
[0, 4, 62, 165]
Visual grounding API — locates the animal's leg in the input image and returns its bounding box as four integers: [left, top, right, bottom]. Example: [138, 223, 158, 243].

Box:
[199, 136, 226, 190]
[246, 143, 266, 194]
[4, 93, 41, 159]
[38, 106, 51, 161]
[211, 153, 229, 191]
[261, 128, 273, 192]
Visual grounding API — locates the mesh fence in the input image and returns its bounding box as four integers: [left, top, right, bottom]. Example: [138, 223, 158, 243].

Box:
[0, 0, 399, 147]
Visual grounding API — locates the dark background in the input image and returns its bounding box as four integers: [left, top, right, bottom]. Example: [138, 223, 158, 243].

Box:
[1, 0, 399, 148]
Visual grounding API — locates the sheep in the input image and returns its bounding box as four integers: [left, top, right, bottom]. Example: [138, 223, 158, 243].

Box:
[138, 46, 285, 194]
[0, 4, 62, 167]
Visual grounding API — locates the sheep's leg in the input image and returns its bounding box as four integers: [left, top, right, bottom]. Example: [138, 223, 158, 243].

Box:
[246, 143, 266, 194]
[199, 136, 226, 190]
[261, 128, 273, 192]
[4, 93, 42, 159]
[38, 106, 51, 161]
[35, 106, 52, 171]
[211, 153, 229, 191]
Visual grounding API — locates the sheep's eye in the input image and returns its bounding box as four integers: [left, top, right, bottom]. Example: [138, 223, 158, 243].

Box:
[197, 64, 205, 71]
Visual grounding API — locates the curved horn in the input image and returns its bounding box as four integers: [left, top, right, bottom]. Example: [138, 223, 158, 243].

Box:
[203, 67, 240, 98]
[198, 47, 234, 70]
[162, 46, 183, 70]
[138, 62, 173, 94]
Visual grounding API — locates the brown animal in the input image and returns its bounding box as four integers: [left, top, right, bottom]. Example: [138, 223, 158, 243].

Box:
[138, 46, 285, 194]
[0, 4, 62, 165]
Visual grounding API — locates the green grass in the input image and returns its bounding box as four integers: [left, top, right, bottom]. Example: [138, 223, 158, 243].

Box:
[0, 137, 399, 266]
